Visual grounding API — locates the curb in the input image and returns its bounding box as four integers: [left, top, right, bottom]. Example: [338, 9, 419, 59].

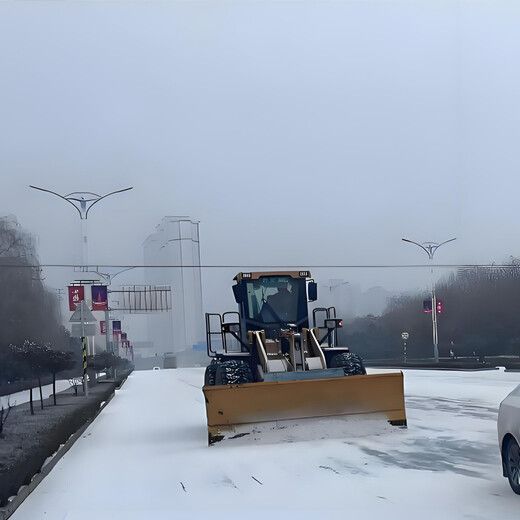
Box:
[0, 378, 127, 520]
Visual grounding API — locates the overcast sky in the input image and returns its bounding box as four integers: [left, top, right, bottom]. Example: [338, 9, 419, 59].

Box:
[1, 0, 519, 299]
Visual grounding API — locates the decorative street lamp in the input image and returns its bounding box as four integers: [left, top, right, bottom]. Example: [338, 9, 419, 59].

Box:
[29, 186, 133, 270]
[402, 237, 456, 362]
[30, 185, 133, 394]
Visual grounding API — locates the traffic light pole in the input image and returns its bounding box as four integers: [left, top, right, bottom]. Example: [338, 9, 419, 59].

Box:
[431, 284, 438, 362]
[402, 237, 456, 363]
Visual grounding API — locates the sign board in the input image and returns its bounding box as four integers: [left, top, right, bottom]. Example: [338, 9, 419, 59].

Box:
[100, 320, 106, 335]
[401, 332, 409, 340]
[69, 301, 97, 324]
[91, 285, 108, 311]
[112, 285, 171, 313]
[71, 323, 97, 338]
[68, 286, 85, 311]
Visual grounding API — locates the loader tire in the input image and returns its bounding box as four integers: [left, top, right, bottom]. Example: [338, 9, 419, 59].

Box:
[330, 352, 367, 376]
[204, 360, 220, 386]
[215, 360, 254, 385]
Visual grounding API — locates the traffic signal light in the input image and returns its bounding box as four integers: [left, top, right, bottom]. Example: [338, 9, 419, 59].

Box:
[436, 300, 443, 314]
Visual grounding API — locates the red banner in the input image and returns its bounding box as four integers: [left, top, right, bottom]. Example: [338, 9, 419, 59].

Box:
[68, 286, 84, 311]
[113, 330, 122, 342]
[100, 321, 106, 335]
[91, 285, 108, 311]
[121, 332, 127, 341]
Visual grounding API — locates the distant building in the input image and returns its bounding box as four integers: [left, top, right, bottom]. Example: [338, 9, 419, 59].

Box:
[143, 216, 206, 367]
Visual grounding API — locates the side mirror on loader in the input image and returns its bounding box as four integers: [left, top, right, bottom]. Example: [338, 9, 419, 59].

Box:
[232, 283, 246, 303]
[307, 281, 317, 302]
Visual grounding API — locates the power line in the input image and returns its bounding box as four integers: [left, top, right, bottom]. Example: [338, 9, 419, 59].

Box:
[0, 263, 518, 270]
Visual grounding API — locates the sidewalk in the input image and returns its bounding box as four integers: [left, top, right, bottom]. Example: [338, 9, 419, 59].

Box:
[0, 378, 124, 512]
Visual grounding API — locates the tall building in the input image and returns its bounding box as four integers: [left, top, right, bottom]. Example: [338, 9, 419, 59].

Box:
[143, 216, 206, 367]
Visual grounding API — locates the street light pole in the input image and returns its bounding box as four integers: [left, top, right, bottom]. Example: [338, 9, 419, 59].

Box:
[30, 185, 133, 393]
[325, 281, 349, 292]
[94, 267, 134, 353]
[29, 186, 133, 270]
[402, 237, 456, 363]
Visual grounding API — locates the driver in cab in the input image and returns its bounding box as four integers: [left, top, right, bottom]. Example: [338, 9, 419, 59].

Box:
[265, 287, 293, 321]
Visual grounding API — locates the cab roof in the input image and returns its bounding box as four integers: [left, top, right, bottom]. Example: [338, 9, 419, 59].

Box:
[234, 271, 311, 282]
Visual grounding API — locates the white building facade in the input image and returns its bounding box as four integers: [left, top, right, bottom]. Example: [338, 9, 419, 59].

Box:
[143, 216, 206, 367]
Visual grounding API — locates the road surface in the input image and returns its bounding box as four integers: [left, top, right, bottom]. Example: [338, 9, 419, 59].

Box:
[10, 367, 520, 520]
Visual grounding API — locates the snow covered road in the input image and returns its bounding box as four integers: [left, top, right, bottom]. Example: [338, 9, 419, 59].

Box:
[10, 367, 520, 520]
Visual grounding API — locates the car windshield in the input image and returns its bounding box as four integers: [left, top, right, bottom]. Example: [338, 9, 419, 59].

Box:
[244, 276, 302, 323]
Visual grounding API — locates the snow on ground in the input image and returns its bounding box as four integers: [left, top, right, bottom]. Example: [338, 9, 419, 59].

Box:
[9, 367, 520, 520]
[0, 380, 72, 408]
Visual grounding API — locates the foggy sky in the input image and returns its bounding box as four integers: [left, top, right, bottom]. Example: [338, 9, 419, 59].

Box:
[1, 0, 520, 306]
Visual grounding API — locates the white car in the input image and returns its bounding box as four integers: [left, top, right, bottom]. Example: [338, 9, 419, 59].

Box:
[498, 383, 520, 494]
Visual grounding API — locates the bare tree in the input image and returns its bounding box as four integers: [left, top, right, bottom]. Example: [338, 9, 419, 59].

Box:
[0, 397, 13, 438]
[43, 350, 76, 405]
[0, 216, 70, 391]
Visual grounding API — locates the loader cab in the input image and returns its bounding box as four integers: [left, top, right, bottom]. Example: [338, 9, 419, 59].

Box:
[233, 271, 317, 338]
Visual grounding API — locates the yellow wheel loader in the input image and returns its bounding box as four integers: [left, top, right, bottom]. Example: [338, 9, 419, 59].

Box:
[203, 271, 406, 444]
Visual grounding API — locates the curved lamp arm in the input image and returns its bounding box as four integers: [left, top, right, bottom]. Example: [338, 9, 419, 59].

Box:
[85, 187, 133, 218]
[402, 238, 432, 259]
[402, 237, 456, 260]
[30, 185, 83, 219]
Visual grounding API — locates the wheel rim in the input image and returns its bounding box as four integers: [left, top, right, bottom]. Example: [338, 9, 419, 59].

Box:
[507, 440, 520, 486]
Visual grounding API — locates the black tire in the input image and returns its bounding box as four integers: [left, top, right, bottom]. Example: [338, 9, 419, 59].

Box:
[505, 437, 520, 495]
[204, 360, 220, 386]
[330, 352, 367, 376]
[215, 360, 254, 385]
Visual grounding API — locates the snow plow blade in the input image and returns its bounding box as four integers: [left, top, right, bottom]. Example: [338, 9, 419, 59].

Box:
[203, 371, 406, 444]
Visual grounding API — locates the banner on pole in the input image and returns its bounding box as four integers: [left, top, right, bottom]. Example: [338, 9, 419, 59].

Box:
[100, 321, 106, 335]
[112, 320, 121, 331]
[91, 285, 108, 311]
[121, 332, 127, 341]
[68, 286, 85, 311]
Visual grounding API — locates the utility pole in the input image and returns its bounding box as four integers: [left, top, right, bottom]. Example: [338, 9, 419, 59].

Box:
[402, 237, 456, 362]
